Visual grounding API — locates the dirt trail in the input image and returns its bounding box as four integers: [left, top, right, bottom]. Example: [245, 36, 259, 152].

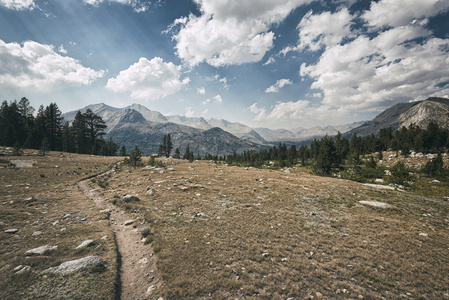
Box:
[78, 172, 161, 300]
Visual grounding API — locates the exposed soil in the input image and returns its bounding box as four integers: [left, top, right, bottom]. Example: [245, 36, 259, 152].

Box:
[78, 171, 161, 300]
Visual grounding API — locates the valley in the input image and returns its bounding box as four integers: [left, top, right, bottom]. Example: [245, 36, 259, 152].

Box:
[1, 149, 448, 299]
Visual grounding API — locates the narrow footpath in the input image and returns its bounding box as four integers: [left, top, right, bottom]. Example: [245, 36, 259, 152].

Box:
[78, 171, 161, 300]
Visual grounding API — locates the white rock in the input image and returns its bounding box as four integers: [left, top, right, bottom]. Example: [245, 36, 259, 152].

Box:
[25, 245, 58, 256]
[359, 201, 391, 208]
[43, 256, 103, 275]
[4, 229, 19, 234]
[76, 239, 95, 249]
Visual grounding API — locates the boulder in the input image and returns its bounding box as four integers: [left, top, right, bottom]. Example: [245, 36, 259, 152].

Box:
[359, 201, 391, 208]
[76, 239, 95, 249]
[43, 256, 103, 275]
[122, 195, 140, 202]
[25, 245, 58, 256]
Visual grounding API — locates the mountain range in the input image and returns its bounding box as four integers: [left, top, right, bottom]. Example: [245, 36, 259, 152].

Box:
[62, 97, 449, 156]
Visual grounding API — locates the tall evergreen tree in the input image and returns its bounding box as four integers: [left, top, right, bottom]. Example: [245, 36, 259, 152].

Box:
[44, 103, 63, 151]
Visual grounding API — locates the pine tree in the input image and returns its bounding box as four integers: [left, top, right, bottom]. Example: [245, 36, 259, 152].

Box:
[72, 111, 88, 154]
[119, 145, 127, 156]
[83, 109, 107, 154]
[173, 147, 180, 159]
[166, 133, 173, 157]
[183, 144, 190, 160]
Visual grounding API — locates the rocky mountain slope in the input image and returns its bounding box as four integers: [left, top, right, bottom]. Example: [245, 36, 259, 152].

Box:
[62, 105, 264, 156]
[347, 97, 449, 137]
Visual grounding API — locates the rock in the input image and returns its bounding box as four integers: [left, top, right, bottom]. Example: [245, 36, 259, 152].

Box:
[32, 231, 42, 236]
[419, 232, 428, 237]
[122, 195, 140, 202]
[146, 285, 156, 296]
[359, 201, 391, 208]
[43, 256, 103, 275]
[146, 187, 155, 195]
[76, 239, 95, 249]
[4, 229, 19, 234]
[124, 220, 134, 226]
[25, 245, 58, 256]
[24, 197, 36, 203]
[15, 265, 31, 274]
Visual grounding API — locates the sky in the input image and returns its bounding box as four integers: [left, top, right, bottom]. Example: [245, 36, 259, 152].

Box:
[1, 0, 449, 130]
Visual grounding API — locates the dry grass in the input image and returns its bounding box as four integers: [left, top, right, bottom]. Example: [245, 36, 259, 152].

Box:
[104, 158, 449, 299]
[0, 148, 122, 299]
[2, 148, 448, 299]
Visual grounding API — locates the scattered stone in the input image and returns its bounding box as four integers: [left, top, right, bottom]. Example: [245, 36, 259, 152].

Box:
[32, 231, 42, 236]
[122, 195, 140, 202]
[359, 201, 392, 208]
[419, 232, 428, 237]
[315, 292, 323, 298]
[25, 245, 58, 256]
[146, 285, 156, 296]
[43, 256, 103, 275]
[262, 253, 269, 257]
[124, 220, 135, 226]
[101, 235, 108, 240]
[76, 239, 95, 249]
[146, 187, 155, 195]
[15, 265, 31, 274]
[24, 196, 36, 203]
[4, 229, 19, 234]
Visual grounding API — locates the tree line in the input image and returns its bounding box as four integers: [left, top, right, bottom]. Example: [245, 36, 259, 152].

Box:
[0, 98, 118, 156]
[221, 122, 449, 178]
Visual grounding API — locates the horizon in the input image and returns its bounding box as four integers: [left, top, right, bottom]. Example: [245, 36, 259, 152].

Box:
[1, 0, 449, 130]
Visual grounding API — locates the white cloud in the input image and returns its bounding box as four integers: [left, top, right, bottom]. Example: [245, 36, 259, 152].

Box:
[169, 0, 312, 67]
[300, 22, 449, 111]
[263, 56, 275, 66]
[0, 39, 104, 90]
[197, 87, 206, 95]
[265, 79, 292, 93]
[58, 44, 68, 54]
[106, 57, 190, 100]
[362, 0, 449, 28]
[83, 0, 149, 12]
[202, 94, 223, 105]
[248, 100, 358, 129]
[297, 8, 353, 51]
[0, 0, 35, 10]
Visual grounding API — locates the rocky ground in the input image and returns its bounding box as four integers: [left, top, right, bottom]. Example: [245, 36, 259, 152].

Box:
[1, 148, 449, 299]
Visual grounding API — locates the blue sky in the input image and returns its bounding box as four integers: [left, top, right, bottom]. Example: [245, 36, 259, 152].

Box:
[1, 0, 449, 129]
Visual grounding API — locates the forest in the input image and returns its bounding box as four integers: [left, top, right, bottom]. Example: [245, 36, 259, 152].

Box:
[0, 98, 118, 156]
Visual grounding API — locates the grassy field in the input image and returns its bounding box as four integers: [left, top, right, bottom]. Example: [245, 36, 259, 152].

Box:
[1, 148, 449, 299]
[0, 149, 122, 299]
[96, 157, 449, 299]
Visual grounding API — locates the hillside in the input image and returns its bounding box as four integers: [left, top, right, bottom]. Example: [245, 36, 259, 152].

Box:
[63, 105, 265, 156]
[347, 97, 449, 137]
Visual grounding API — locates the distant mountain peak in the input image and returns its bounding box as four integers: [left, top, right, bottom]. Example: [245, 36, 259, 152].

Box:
[347, 97, 449, 137]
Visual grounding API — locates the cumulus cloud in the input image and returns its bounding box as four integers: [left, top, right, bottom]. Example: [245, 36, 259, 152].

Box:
[297, 8, 353, 51]
[83, 0, 149, 12]
[197, 87, 206, 95]
[0, 39, 104, 90]
[362, 0, 449, 28]
[248, 100, 356, 129]
[169, 0, 312, 67]
[202, 94, 223, 105]
[300, 24, 449, 111]
[106, 57, 190, 100]
[285, 3, 449, 114]
[265, 79, 293, 93]
[0, 0, 35, 10]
